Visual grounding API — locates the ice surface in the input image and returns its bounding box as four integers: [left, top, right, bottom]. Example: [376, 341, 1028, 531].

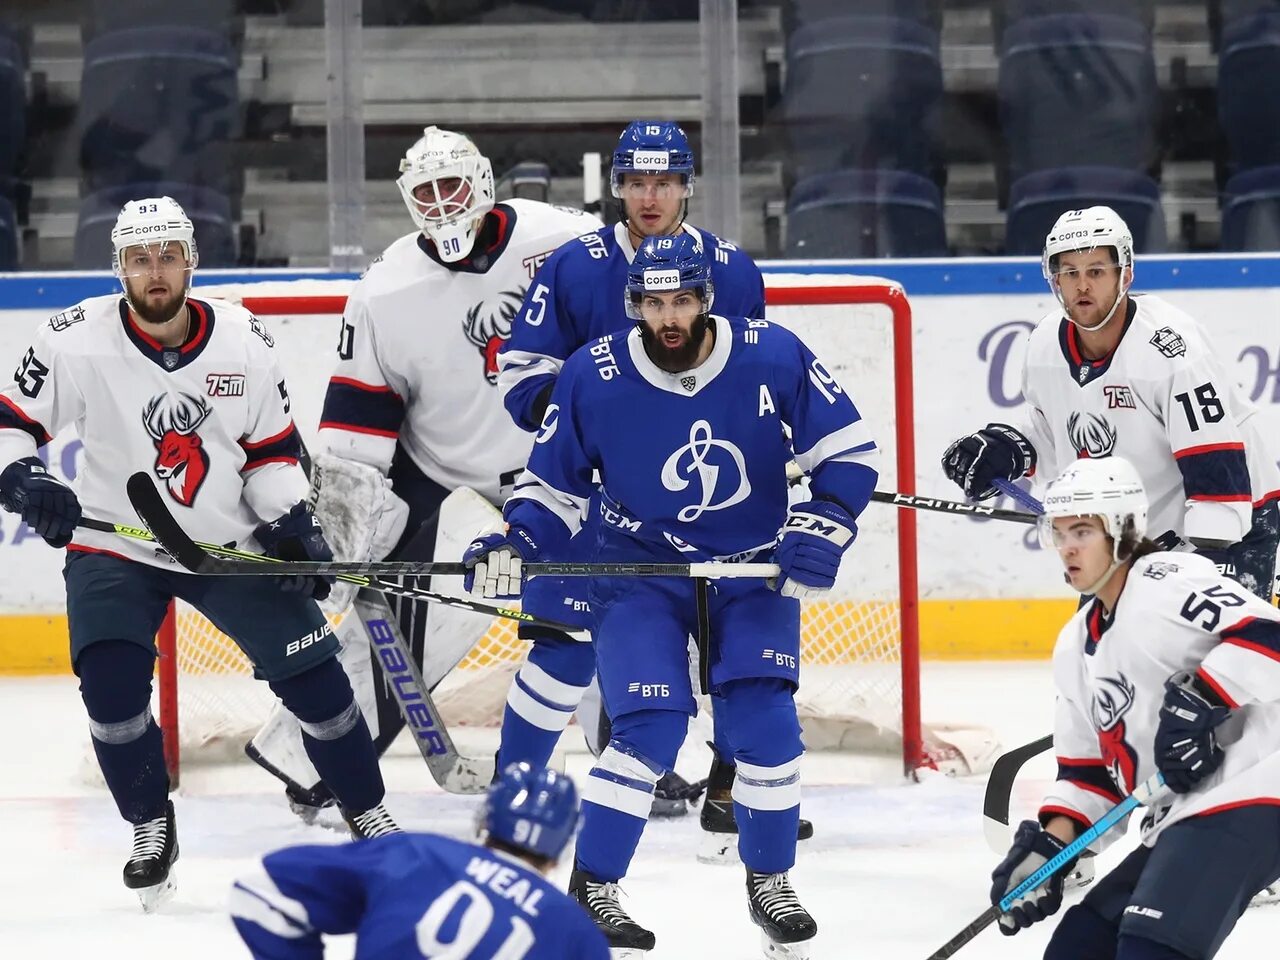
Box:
[3, 663, 1277, 958]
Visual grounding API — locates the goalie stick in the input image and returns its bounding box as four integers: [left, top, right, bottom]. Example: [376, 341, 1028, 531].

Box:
[929, 773, 1169, 959]
[84, 480, 576, 633]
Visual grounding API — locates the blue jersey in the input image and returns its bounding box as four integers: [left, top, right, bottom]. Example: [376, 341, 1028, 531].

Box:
[497, 222, 767, 431]
[231, 834, 610, 960]
[506, 316, 879, 562]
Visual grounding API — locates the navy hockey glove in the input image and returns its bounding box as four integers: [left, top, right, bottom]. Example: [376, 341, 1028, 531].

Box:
[254, 503, 336, 602]
[774, 500, 857, 600]
[941, 423, 1036, 502]
[463, 527, 539, 600]
[990, 820, 1076, 935]
[0, 456, 81, 548]
[1155, 670, 1231, 794]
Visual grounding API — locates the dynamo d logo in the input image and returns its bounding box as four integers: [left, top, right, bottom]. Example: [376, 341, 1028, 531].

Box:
[661, 419, 751, 522]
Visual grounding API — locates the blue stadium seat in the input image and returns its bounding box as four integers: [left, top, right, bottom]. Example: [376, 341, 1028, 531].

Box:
[85, 0, 237, 40]
[0, 195, 17, 270]
[997, 0, 1152, 41]
[785, 0, 942, 33]
[0, 31, 25, 179]
[998, 15, 1158, 188]
[74, 183, 235, 269]
[786, 169, 948, 258]
[1221, 166, 1280, 250]
[782, 15, 943, 183]
[1004, 166, 1166, 255]
[77, 27, 239, 192]
[1218, 11, 1280, 174]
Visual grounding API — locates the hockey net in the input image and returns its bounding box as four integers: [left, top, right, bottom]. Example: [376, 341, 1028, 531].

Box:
[156, 275, 992, 783]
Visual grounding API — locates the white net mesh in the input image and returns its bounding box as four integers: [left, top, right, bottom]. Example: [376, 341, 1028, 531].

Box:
[164, 279, 929, 768]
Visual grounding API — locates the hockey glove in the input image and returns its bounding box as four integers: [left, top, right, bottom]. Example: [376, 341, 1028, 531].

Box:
[463, 526, 539, 600]
[773, 500, 857, 600]
[1155, 670, 1231, 794]
[989, 820, 1076, 935]
[0, 456, 81, 548]
[254, 503, 336, 602]
[941, 423, 1036, 502]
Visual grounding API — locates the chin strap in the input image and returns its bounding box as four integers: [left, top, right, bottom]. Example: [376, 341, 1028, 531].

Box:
[1058, 271, 1132, 334]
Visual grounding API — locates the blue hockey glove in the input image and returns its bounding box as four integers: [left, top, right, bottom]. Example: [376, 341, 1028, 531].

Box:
[1155, 670, 1231, 794]
[990, 820, 1076, 935]
[0, 456, 81, 548]
[941, 423, 1036, 502]
[255, 503, 336, 602]
[463, 527, 539, 600]
[774, 500, 857, 600]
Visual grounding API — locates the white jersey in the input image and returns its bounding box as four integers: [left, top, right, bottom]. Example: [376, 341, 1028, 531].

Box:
[0, 295, 309, 569]
[318, 198, 602, 504]
[1044, 551, 1280, 848]
[1021, 294, 1280, 545]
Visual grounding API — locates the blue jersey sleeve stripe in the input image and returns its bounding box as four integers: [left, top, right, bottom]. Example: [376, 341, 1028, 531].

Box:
[0, 395, 52, 446]
[240, 423, 302, 471]
[1173, 444, 1251, 501]
[1221, 616, 1280, 661]
[1056, 760, 1123, 803]
[319, 379, 405, 438]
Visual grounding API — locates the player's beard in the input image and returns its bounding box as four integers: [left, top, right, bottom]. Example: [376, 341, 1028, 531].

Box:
[640, 314, 710, 372]
[128, 283, 188, 326]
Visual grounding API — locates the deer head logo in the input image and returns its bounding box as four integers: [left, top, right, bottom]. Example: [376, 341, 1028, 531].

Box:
[142, 392, 213, 506]
[463, 289, 525, 384]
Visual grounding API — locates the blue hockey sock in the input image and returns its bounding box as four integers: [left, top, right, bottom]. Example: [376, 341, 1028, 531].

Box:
[497, 631, 593, 771]
[271, 658, 385, 813]
[576, 710, 685, 881]
[77, 640, 169, 824]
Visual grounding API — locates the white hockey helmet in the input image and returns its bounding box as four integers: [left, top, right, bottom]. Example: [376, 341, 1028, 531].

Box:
[396, 126, 496, 263]
[1040, 456, 1148, 563]
[110, 195, 198, 282]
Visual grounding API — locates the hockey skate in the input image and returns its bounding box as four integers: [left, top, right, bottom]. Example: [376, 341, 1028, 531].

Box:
[746, 870, 817, 959]
[698, 751, 814, 863]
[650, 770, 700, 818]
[285, 780, 337, 826]
[343, 803, 402, 840]
[123, 800, 178, 913]
[569, 867, 655, 956]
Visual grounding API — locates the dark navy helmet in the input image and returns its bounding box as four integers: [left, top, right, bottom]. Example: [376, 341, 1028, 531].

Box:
[611, 121, 696, 198]
[483, 762, 580, 860]
[625, 233, 714, 320]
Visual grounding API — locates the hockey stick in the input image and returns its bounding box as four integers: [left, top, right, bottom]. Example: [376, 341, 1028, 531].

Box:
[928, 773, 1169, 959]
[982, 734, 1054, 852]
[991, 478, 1045, 516]
[869, 489, 1038, 525]
[85, 483, 576, 633]
[351, 594, 495, 794]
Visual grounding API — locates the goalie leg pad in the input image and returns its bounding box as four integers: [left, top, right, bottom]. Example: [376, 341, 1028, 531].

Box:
[498, 628, 594, 770]
[718, 677, 803, 875]
[78, 640, 169, 823]
[577, 710, 686, 881]
[269, 657, 386, 814]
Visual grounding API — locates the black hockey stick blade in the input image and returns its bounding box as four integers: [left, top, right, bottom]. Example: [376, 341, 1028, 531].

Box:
[123, 473, 576, 633]
[926, 905, 1000, 959]
[870, 490, 1037, 525]
[982, 733, 1054, 852]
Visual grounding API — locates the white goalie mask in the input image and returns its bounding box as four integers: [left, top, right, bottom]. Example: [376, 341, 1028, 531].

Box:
[1042, 206, 1135, 334]
[1040, 456, 1149, 571]
[396, 126, 496, 263]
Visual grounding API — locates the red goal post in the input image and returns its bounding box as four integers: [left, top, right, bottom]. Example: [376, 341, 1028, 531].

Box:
[157, 276, 932, 780]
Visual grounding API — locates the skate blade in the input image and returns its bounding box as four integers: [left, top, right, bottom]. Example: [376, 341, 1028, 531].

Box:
[760, 930, 811, 960]
[135, 870, 177, 913]
[696, 831, 738, 865]
[1249, 885, 1280, 909]
[609, 949, 650, 959]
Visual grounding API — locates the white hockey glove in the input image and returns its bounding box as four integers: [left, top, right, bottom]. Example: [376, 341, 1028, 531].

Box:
[773, 500, 857, 600]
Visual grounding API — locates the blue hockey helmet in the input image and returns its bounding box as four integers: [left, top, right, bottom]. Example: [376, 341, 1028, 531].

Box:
[624, 232, 714, 320]
[482, 763, 581, 861]
[610, 121, 696, 199]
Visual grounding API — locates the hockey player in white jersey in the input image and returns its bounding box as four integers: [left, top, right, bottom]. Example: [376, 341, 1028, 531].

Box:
[246, 126, 602, 815]
[0, 197, 400, 909]
[465, 234, 879, 957]
[943, 206, 1280, 601]
[990, 456, 1280, 959]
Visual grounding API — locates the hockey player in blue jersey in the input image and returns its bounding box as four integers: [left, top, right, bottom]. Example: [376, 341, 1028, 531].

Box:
[465, 234, 879, 957]
[495, 120, 774, 833]
[231, 762, 610, 960]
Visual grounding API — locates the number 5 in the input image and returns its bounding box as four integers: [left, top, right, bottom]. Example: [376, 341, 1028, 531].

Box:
[523, 284, 550, 327]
